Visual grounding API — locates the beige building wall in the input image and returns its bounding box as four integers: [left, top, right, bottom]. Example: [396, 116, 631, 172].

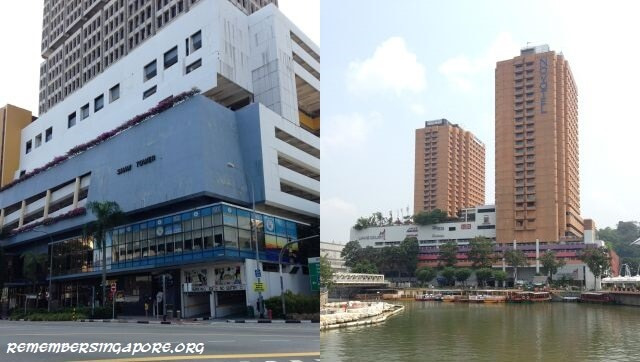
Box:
[0, 105, 33, 187]
[414, 119, 485, 217]
[495, 45, 583, 243]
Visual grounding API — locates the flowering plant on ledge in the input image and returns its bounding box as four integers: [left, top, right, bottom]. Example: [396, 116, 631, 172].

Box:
[9, 207, 87, 236]
[1, 88, 200, 193]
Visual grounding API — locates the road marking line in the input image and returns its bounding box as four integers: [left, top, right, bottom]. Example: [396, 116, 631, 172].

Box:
[260, 339, 290, 342]
[75, 351, 320, 362]
[206, 340, 236, 343]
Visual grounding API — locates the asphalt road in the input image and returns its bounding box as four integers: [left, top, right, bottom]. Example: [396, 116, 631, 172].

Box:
[0, 320, 319, 362]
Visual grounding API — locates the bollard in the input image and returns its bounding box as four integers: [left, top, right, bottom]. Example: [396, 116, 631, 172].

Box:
[72, 308, 76, 321]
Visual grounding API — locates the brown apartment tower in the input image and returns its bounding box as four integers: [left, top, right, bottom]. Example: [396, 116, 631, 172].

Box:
[414, 119, 485, 217]
[495, 44, 583, 243]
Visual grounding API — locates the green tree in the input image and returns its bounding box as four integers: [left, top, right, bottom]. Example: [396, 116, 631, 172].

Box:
[475, 268, 494, 287]
[414, 209, 449, 226]
[401, 237, 419, 276]
[341, 240, 362, 268]
[86, 201, 125, 306]
[494, 270, 507, 288]
[319, 256, 334, 290]
[468, 237, 494, 269]
[504, 249, 528, 283]
[352, 260, 378, 274]
[455, 268, 472, 287]
[416, 267, 437, 287]
[540, 250, 566, 283]
[353, 217, 371, 230]
[580, 247, 611, 280]
[441, 267, 456, 286]
[439, 241, 458, 267]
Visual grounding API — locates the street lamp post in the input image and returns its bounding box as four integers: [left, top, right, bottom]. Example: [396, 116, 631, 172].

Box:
[227, 162, 264, 317]
[278, 234, 319, 318]
[31, 229, 54, 312]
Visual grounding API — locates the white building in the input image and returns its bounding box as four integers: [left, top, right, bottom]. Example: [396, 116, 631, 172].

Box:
[320, 241, 348, 273]
[350, 205, 496, 247]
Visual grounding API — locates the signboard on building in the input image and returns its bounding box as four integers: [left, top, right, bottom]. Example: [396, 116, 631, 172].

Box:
[309, 257, 320, 292]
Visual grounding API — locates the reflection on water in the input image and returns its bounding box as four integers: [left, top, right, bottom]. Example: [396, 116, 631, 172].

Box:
[321, 302, 640, 362]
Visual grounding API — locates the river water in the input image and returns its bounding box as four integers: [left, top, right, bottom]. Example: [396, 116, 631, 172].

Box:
[321, 301, 640, 361]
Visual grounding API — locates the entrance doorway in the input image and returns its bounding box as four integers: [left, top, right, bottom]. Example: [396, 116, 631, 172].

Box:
[214, 290, 246, 318]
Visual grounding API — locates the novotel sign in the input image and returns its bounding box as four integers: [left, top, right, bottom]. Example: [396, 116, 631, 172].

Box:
[117, 155, 157, 175]
[539, 57, 548, 114]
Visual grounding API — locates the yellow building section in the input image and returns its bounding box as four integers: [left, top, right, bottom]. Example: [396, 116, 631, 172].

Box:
[298, 111, 320, 133]
[0, 105, 33, 187]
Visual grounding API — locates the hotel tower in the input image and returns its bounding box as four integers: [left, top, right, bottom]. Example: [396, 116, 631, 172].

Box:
[495, 44, 582, 243]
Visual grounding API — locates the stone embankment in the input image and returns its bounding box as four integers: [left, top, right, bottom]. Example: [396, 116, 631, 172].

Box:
[320, 301, 404, 330]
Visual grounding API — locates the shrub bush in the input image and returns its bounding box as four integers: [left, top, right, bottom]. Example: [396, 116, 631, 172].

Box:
[264, 291, 319, 318]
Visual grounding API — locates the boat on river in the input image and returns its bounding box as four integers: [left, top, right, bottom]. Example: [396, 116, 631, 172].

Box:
[482, 290, 508, 303]
[508, 291, 551, 303]
[579, 292, 613, 304]
[415, 293, 443, 301]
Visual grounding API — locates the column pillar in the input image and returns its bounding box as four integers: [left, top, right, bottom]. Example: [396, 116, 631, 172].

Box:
[0, 208, 4, 230]
[43, 189, 52, 218]
[72, 177, 81, 208]
[535, 239, 540, 274]
[18, 200, 26, 227]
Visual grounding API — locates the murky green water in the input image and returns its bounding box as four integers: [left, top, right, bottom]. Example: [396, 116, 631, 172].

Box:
[321, 301, 640, 361]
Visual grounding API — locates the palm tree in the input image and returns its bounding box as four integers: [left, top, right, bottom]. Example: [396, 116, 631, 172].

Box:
[85, 201, 125, 306]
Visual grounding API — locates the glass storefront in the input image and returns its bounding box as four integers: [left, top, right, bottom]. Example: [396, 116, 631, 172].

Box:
[52, 202, 305, 277]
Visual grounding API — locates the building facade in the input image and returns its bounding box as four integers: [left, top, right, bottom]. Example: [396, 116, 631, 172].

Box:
[320, 241, 348, 273]
[0, 0, 318, 318]
[39, 0, 279, 114]
[414, 119, 485, 217]
[0, 105, 34, 187]
[495, 44, 582, 243]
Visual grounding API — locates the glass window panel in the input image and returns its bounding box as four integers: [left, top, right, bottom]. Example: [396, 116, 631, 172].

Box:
[214, 227, 224, 248]
[277, 236, 289, 250]
[213, 207, 222, 226]
[223, 206, 237, 226]
[238, 229, 252, 250]
[203, 213, 212, 228]
[166, 236, 174, 254]
[156, 238, 165, 255]
[257, 231, 265, 251]
[224, 226, 238, 248]
[265, 234, 278, 250]
[182, 232, 191, 252]
[142, 240, 148, 257]
[203, 228, 214, 249]
[148, 239, 156, 257]
[275, 218, 287, 236]
[286, 221, 298, 240]
[192, 229, 202, 250]
[263, 216, 275, 234]
[126, 242, 133, 260]
[237, 209, 251, 230]
[174, 233, 183, 253]
[133, 241, 141, 259]
[192, 216, 202, 231]
[173, 222, 182, 234]
[182, 219, 192, 232]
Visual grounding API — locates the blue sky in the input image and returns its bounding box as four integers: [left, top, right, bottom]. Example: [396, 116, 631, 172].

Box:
[321, 0, 640, 242]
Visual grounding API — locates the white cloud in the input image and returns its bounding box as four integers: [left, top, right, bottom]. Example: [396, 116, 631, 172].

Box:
[347, 37, 426, 96]
[320, 197, 358, 243]
[439, 32, 519, 92]
[321, 112, 382, 152]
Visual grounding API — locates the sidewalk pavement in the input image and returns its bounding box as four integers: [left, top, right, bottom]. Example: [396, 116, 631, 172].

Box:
[76, 315, 319, 324]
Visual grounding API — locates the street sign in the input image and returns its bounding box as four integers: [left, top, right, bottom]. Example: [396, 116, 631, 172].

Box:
[255, 269, 261, 278]
[253, 282, 266, 292]
[308, 257, 320, 292]
[111, 283, 116, 293]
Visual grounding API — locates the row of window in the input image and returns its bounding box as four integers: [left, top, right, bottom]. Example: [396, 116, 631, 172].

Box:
[142, 30, 201, 82]
[67, 83, 120, 129]
[25, 128, 54, 154]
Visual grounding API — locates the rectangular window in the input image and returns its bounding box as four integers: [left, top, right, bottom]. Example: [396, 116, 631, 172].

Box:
[94, 94, 104, 112]
[143, 85, 157, 99]
[26, 140, 32, 154]
[35, 134, 42, 148]
[164, 46, 178, 69]
[68, 112, 76, 128]
[191, 30, 201, 52]
[81, 104, 90, 119]
[144, 60, 157, 81]
[186, 58, 201, 74]
[109, 84, 120, 102]
[45, 127, 53, 142]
